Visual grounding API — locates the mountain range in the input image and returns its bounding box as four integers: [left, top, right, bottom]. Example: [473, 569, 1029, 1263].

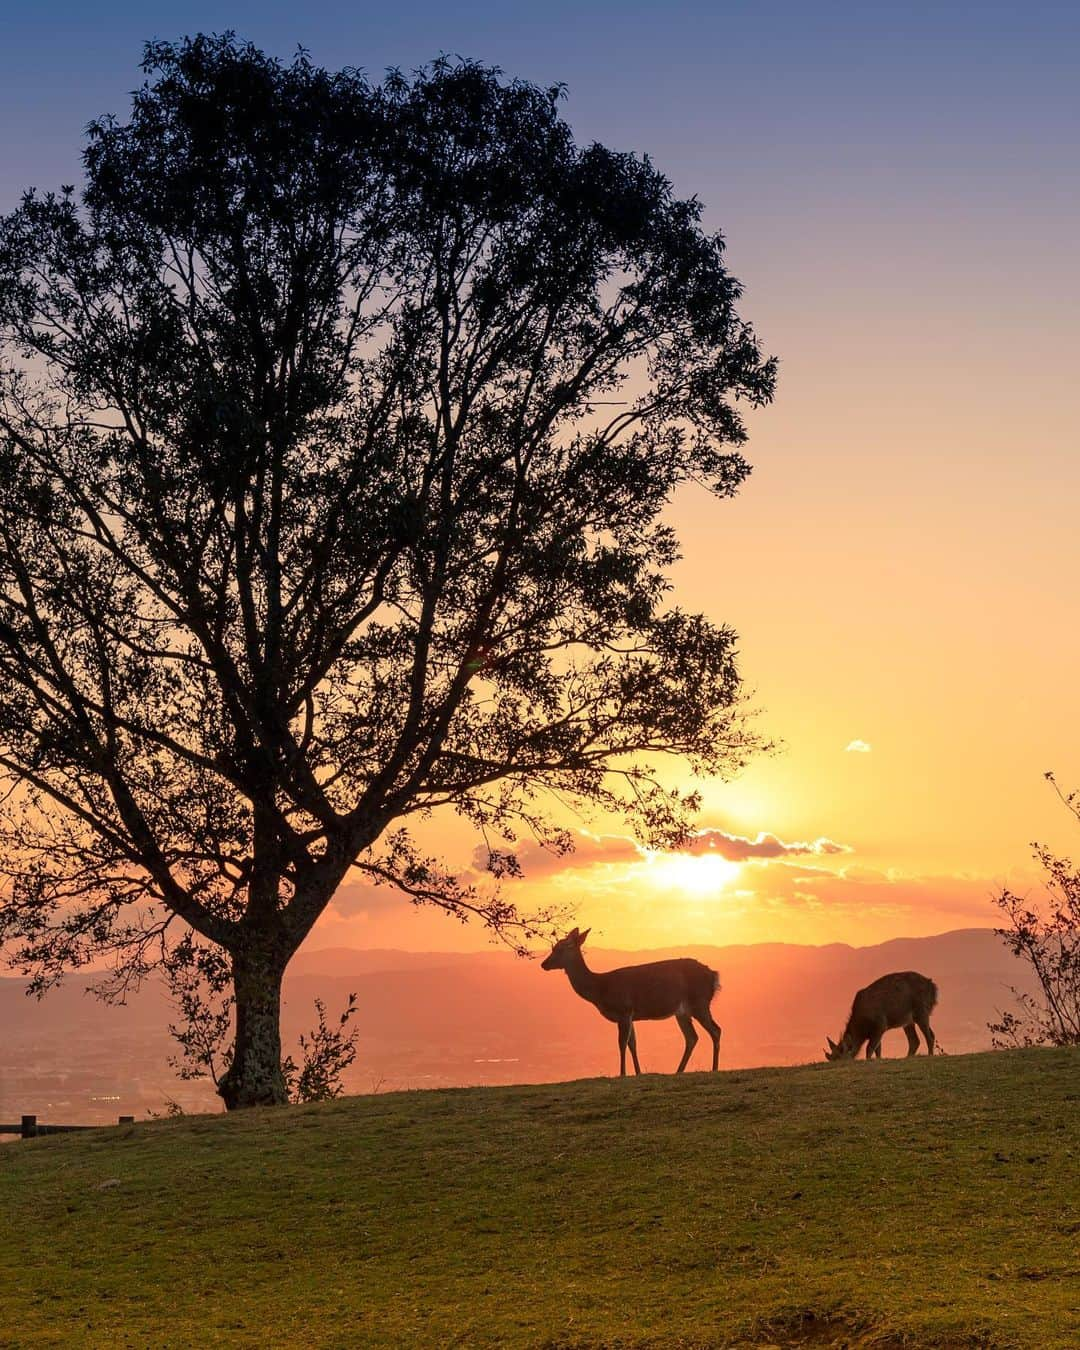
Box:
[0, 927, 1035, 1124]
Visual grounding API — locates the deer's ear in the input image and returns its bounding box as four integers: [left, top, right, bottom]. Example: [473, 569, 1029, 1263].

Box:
[576, 928, 590, 945]
[826, 1037, 838, 1053]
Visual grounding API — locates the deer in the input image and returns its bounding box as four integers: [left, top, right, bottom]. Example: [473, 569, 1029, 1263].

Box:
[540, 927, 722, 1075]
[824, 971, 938, 1061]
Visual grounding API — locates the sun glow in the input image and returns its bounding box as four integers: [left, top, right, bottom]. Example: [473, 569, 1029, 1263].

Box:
[639, 851, 743, 897]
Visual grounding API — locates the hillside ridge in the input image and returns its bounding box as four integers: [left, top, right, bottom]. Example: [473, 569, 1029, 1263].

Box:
[1, 1048, 1077, 1348]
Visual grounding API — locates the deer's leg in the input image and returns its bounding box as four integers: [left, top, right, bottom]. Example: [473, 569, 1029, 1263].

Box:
[916, 1016, 936, 1055]
[904, 1024, 920, 1056]
[865, 1022, 886, 1058]
[675, 1013, 698, 1073]
[693, 1007, 722, 1070]
[618, 1015, 633, 1077]
[627, 1022, 642, 1075]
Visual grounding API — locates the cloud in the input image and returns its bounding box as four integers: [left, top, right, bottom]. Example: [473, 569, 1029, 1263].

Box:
[750, 860, 1004, 925]
[471, 826, 852, 878]
[683, 829, 852, 861]
[845, 739, 872, 753]
[328, 878, 416, 918]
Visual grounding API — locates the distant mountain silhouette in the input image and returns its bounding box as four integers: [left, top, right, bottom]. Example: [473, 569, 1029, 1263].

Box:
[1, 928, 1036, 1122]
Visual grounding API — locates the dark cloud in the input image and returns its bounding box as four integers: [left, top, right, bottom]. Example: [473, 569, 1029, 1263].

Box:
[471, 832, 641, 880]
[329, 879, 409, 918]
[683, 829, 852, 861]
[470, 825, 852, 879]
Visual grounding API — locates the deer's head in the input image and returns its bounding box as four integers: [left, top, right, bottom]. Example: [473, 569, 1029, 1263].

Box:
[824, 1035, 857, 1062]
[540, 927, 591, 970]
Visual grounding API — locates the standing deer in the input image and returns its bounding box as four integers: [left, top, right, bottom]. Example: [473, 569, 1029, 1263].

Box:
[825, 971, 938, 1061]
[540, 927, 722, 1075]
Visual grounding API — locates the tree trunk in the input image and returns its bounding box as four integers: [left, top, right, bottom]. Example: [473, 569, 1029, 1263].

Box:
[218, 946, 289, 1110]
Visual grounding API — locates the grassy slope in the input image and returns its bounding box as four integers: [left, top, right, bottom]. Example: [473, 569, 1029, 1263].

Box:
[0, 1049, 1077, 1349]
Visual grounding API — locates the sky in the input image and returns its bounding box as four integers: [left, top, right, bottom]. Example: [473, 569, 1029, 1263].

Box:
[2, 2, 1078, 952]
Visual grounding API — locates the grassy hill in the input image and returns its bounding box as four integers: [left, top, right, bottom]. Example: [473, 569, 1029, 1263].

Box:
[1, 1049, 1077, 1348]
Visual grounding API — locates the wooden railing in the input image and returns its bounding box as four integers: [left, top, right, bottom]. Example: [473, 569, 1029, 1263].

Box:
[0, 1113, 135, 1138]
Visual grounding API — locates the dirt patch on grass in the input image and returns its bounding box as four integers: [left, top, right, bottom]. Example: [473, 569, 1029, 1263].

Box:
[539, 1315, 1007, 1350]
[742, 1308, 1008, 1349]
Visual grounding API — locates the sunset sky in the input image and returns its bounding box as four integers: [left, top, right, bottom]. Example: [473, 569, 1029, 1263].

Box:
[2, 2, 1078, 952]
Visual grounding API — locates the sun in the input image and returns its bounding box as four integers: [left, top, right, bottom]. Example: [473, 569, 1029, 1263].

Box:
[639, 851, 743, 897]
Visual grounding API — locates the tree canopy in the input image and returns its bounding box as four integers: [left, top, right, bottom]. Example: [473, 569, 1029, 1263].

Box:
[0, 35, 775, 1106]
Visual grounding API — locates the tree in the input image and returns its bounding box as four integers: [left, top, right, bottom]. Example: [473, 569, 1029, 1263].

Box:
[0, 35, 776, 1108]
[989, 774, 1080, 1048]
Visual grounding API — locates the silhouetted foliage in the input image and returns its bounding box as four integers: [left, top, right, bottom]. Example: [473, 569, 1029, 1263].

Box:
[283, 994, 360, 1103]
[0, 35, 775, 1108]
[164, 937, 234, 1088]
[989, 774, 1080, 1048]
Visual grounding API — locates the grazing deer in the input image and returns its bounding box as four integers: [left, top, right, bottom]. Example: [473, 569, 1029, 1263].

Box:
[540, 927, 722, 1075]
[825, 971, 938, 1061]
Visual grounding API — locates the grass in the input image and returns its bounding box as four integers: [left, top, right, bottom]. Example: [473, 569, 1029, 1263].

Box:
[0, 1049, 1077, 1348]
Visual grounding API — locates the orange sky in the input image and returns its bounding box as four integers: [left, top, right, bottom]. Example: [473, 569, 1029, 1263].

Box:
[314, 184, 1080, 955]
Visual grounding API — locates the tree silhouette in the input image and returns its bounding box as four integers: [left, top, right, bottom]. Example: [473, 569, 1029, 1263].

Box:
[0, 35, 775, 1107]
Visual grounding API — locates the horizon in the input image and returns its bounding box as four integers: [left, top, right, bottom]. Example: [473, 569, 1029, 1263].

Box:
[295, 921, 998, 959]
